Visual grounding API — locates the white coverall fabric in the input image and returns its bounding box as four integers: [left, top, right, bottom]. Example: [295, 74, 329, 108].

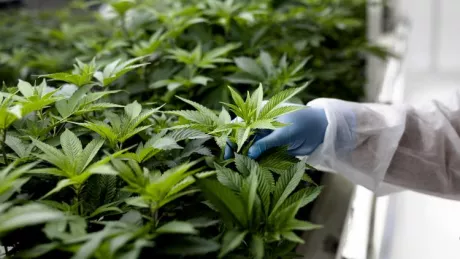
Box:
[305, 92, 460, 200]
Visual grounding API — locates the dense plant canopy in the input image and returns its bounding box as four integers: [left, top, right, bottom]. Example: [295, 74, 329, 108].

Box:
[0, 0, 386, 258]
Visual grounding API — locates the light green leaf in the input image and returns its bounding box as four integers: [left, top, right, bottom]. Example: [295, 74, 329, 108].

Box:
[89, 206, 123, 218]
[259, 51, 274, 74]
[285, 219, 322, 231]
[234, 57, 265, 80]
[219, 230, 247, 258]
[71, 228, 111, 259]
[17, 79, 34, 98]
[259, 83, 308, 120]
[110, 0, 136, 15]
[236, 127, 251, 152]
[60, 129, 83, 161]
[262, 105, 305, 120]
[156, 221, 198, 235]
[250, 119, 276, 129]
[42, 179, 76, 199]
[0, 204, 63, 235]
[125, 197, 149, 208]
[17, 243, 59, 258]
[281, 231, 304, 243]
[250, 235, 264, 259]
[124, 101, 142, 119]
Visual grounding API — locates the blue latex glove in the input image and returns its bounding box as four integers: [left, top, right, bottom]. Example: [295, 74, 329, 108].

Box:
[224, 107, 328, 160]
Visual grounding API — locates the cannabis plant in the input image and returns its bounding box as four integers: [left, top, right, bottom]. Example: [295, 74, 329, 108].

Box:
[0, 0, 388, 257]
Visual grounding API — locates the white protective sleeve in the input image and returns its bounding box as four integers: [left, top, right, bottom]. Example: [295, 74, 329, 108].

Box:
[304, 92, 460, 200]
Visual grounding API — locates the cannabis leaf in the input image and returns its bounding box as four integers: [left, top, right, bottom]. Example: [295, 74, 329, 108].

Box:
[41, 59, 97, 87]
[172, 83, 307, 152]
[113, 160, 204, 212]
[30, 129, 124, 198]
[227, 52, 311, 96]
[0, 203, 63, 238]
[55, 84, 122, 119]
[200, 157, 321, 257]
[78, 101, 160, 148]
[0, 161, 38, 203]
[94, 57, 149, 86]
[129, 29, 166, 57]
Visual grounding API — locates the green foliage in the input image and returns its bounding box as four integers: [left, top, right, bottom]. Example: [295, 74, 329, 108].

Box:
[171, 83, 307, 152]
[78, 101, 160, 148]
[0, 0, 386, 257]
[199, 157, 322, 258]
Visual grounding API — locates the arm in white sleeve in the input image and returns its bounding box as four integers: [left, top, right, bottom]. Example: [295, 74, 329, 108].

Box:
[305, 92, 460, 200]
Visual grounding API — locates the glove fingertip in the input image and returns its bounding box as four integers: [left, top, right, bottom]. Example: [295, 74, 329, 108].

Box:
[248, 144, 262, 160]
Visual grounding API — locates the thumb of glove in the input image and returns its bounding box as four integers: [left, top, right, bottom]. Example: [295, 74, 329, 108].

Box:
[248, 130, 288, 159]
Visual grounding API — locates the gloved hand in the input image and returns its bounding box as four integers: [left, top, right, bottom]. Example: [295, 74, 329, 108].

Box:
[224, 106, 328, 160]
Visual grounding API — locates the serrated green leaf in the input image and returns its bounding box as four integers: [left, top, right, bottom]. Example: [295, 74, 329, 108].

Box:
[259, 146, 298, 174]
[215, 164, 242, 191]
[32, 138, 69, 172]
[167, 128, 210, 141]
[198, 179, 247, 227]
[278, 186, 322, 212]
[257, 168, 274, 215]
[60, 129, 83, 162]
[241, 170, 258, 220]
[76, 139, 105, 173]
[259, 84, 308, 119]
[271, 162, 305, 214]
[176, 96, 219, 122]
[262, 105, 305, 120]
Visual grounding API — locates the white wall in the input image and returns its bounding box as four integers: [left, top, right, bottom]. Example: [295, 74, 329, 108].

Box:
[398, 0, 460, 72]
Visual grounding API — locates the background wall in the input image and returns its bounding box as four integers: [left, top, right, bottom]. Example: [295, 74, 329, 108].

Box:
[373, 1, 460, 259]
[397, 0, 460, 73]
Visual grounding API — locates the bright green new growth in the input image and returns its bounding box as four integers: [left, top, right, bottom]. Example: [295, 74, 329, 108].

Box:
[170, 83, 309, 152]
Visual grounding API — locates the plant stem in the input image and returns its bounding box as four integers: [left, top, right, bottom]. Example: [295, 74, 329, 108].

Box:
[120, 15, 133, 45]
[76, 184, 83, 215]
[1, 129, 8, 166]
